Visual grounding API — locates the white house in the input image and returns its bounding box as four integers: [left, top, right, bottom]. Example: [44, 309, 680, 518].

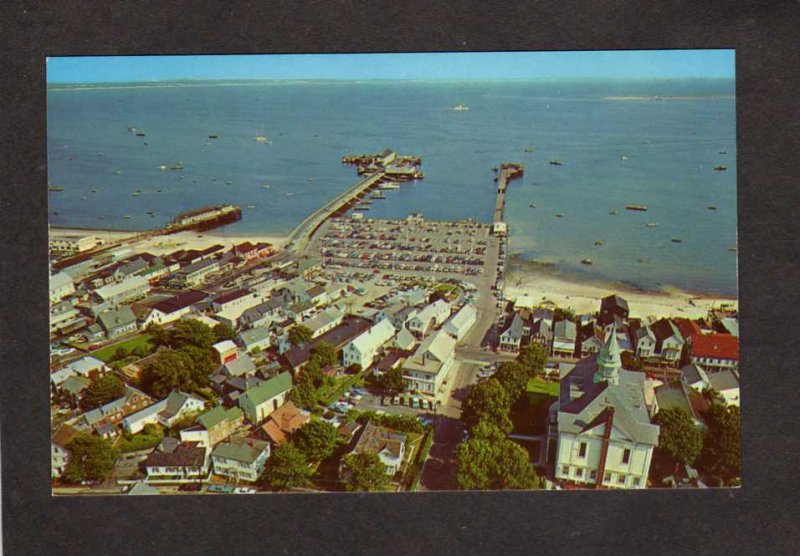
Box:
[342, 421, 407, 477]
[393, 328, 417, 352]
[342, 319, 396, 370]
[94, 275, 150, 306]
[238, 371, 293, 425]
[499, 313, 524, 352]
[302, 306, 345, 338]
[141, 291, 207, 327]
[402, 329, 457, 398]
[442, 303, 477, 341]
[551, 320, 577, 358]
[632, 325, 657, 358]
[121, 391, 206, 434]
[407, 299, 450, 337]
[651, 319, 685, 364]
[547, 327, 660, 489]
[51, 423, 81, 478]
[237, 326, 271, 353]
[49, 271, 76, 305]
[681, 364, 740, 407]
[144, 439, 209, 483]
[211, 437, 271, 482]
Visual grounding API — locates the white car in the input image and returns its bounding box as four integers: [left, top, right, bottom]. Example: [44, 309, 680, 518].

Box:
[234, 487, 257, 494]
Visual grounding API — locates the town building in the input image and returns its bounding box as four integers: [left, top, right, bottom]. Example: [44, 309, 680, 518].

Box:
[402, 329, 457, 398]
[341, 421, 407, 477]
[600, 295, 629, 327]
[551, 320, 577, 358]
[547, 327, 660, 489]
[651, 319, 685, 364]
[144, 439, 209, 483]
[180, 405, 244, 448]
[97, 306, 137, 338]
[689, 333, 739, 373]
[498, 312, 525, 353]
[342, 319, 396, 371]
[121, 390, 206, 434]
[51, 423, 81, 478]
[49, 233, 97, 256]
[211, 437, 271, 482]
[94, 275, 151, 306]
[280, 317, 373, 374]
[237, 327, 271, 353]
[141, 290, 207, 326]
[407, 299, 450, 337]
[169, 258, 220, 288]
[301, 306, 345, 338]
[49, 271, 76, 304]
[442, 303, 477, 341]
[255, 401, 311, 445]
[238, 371, 293, 425]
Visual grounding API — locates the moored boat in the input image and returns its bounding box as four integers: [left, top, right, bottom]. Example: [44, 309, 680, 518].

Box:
[625, 205, 647, 211]
[581, 258, 593, 265]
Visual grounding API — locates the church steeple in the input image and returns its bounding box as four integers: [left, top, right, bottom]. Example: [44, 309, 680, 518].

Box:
[594, 324, 622, 385]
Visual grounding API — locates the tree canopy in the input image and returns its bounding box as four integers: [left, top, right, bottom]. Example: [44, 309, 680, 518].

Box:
[212, 322, 236, 343]
[462, 378, 513, 433]
[310, 341, 337, 367]
[456, 436, 540, 490]
[653, 407, 703, 466]
[288, 325, 313, 346]
[261, 443, 314, 490]
[294, 420, 338, 462]
[517, 344, 548, 377]
[381, 367, 405, 395]
[140, 347, 212, 398]
[698, 404, 740, 481]
[342, 452, 390, 492]
[289, 372, 319, 411]
[493, 361, 528, 403]
[83, 374, 127, 409]
[62, 434, 118, 484]
[169, 319, 215, 349]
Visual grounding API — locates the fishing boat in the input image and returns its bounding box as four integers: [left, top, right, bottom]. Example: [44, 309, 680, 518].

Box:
[169, 162, 184, 170]
[131, 192, 140, 197]
[48, 186, 64, 192]
[97, 152, 103, 157]
[158, 165, 167, 170]
[135, 132, 146, 137]
[285, 192, 295, 197]
[123, 215, 132, 219]
[549, 160, 563, 166]
[581, 259, 593, 265]
[708, 205, 717, 210]
[625, 205, 648, 211]
[523, 147, 536, 153]
[208, 133, 219, 139]
[114, 170, 122, 175]
[254, 135, 269, 143]
[81, 195, 88, 200]
[246, 204, 256, 209]
[261, 184, 271, 189]
[714, 165, 727, 171]
[719, 151, 727, 154]
[594, 240, 603, 246]
[646, 222, 658, 228]
[307, 177, 315, 182]
[529, 203, 536, 208]
[91, 188, 98, 193]
[447, 104, 469, 112]
[620, 154, 628, 161]
[371, 192, 386, 199]
[380, 182, 400, 190]
[671, 238, 683, 243]
[728, 246, 737, 252]
[226, 180, 232, 185]
[127, 126, 136, 132]
[555, 213, 564, 218]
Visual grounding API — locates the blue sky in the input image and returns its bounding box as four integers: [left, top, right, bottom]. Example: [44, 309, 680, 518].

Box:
[47, 50, 735, 83]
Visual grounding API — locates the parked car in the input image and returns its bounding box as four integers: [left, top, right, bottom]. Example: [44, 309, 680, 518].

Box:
[391, 395, 399, 405]
[234, 487, 257, 494]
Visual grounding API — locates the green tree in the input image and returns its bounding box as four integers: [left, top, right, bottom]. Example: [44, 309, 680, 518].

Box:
[381, 367, 405, 394]
[342, 452, 390, 492]
[261, 443, 313, 490]
[131, 345, 150, 359]
[456, 436, 540, 490]
[698, 405, 740, 481]
[212, 322, 236, 343]
[310, 341, 337, 367]
[179, 345, 215, 387]
[140, 348, 210, 398]
[294, 421, 338, 461]
[462, 378, 513, 433]
[289, 372, 319, 410]
[517, 344, 548, 377]
[553, 307, 575, 322]
[83, 374, 127, 409]
[288, 325, 313, 346]
[381, 413, 424, 434]
[113, 346, 129, 362]
[169, 319, 215, 349]
[146, 323, 170, 347]
[62, 434, 118, 484]
[493, 361, 528, 403]
[653, 408, 703, 466]
[469, 419, 507, 443]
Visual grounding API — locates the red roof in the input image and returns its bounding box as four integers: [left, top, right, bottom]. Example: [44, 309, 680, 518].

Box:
[692, 333, 739, 361]
[674, 318, 702, 341]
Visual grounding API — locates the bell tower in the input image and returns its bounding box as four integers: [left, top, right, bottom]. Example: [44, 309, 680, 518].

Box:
[594, 324, 622, 385]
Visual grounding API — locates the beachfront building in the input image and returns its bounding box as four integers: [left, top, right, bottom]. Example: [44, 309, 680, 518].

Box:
[402, 329, 457, 398]
[600, 295, 629, 327]
[49, 271, 76, 304]
[211, 438, 271, 482]
[442, 303, 477, 341]
[631, 324, 657, 358]
[651, 319, 685, 365]
[238, 371, 293, 425]
[169, 258, 220, 288]
[49, 233, 97, 256]
[342, 319, 396, 371]
[551, 320, 578, 358]
[499, 313, 525, 353]
[681, 364, 740, 407]
[688, 333, 739, 373]
[94, 275, 150, 306]
[547, 327, 660, 489]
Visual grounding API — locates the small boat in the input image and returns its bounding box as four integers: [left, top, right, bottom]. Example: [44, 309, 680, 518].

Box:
[247, 204, 256, 209]
[135, 132, 146, 137]
[208, 133, 219, 139]
[581, 259, 593, 265]
[714, 165, 727, 171]
[523, 147, 536, 153]
[555, 213, 564, 218]
[211, 178, 217, 182]
[53, 211, 59, 215]
[158, 165, 167, 170]
[285, 192, 295, 197]
[719, 151, 727, 154]
[81, 195, 88, 200]
[708, 205, 717, 210]
[179, 175, 185, 180]
[131, 192, 140, 197]
[97, 152, 103, 157]
[728, 246, 737, 252]
[127, 126, 136, 132]
[646, 222, 658, 228]
[261, 184, 271, 189]
[447, 104, 469, 112]
[371, 192, 386, 199]
[529, 203, 536, 208]
[90, 188, 98, 193]
[380, 182, 400, 190]
[143, 142, 148, 146]
[625, 205, 647, 211]
[671, 238, 682, 243]
[123, 215, 132, 219]
[114, 170, 122, 175]
[620, 155, 628, 161]
[609, 210, 619, 216]
[156, 189, 162, 193]
[169, 162, 184, 170]
[48, 186, 64, 192]
[636, 257, 644, 264]
[549, 160, 563, 166]
[226, 180, 232, 185]
[307, 177, 315, 182]
[594, 240, 603, 246]
[255, 135, 268, 143]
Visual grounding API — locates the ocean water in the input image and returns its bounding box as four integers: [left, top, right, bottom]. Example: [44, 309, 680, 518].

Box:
[47, 79, 737, 295]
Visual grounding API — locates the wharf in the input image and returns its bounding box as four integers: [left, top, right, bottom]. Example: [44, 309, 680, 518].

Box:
[492, 163, 524, 225]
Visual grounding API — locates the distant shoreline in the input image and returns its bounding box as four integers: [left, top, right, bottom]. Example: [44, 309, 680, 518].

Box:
[604, 95, 734, 101]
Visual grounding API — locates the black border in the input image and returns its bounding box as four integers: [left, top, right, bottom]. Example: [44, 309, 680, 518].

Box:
[3, 1, 800, 554]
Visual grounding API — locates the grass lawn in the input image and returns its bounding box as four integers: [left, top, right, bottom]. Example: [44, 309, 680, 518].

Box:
[117, 430, 163, 453]
[510, 378, 559, 436]
[318, 373, 364, 407]
[91, 334, 155, 363]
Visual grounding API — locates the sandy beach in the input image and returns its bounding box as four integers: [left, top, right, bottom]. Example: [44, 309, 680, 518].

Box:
[505, 266, 737, 321]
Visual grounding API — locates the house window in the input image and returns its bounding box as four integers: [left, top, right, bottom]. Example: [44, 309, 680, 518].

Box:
[589, 470, 597, 480]
[561, 465, 569, 476]
[604, 472, 611, 483]
[617, 474, 626, 485]
[622, 448, 631, 465]
[632, 477, 641, 487]
[578, 442, 587, 458]
[575, 467, 583, 478]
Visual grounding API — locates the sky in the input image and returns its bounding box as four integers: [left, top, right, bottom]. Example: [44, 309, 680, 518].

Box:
[47, 50, 735, 84]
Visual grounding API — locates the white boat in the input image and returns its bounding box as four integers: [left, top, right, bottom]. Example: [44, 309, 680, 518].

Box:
[379, 182, 401, 190]
[254, 135, 268, 143]
[447, 104, 469, 112]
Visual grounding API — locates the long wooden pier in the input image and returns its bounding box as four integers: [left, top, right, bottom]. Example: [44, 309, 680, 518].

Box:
[493, 163, 524, 223]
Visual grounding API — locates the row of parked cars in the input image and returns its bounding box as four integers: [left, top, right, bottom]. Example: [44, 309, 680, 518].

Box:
[329, 388, 367, 414]
[386, 395, 435, 410]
